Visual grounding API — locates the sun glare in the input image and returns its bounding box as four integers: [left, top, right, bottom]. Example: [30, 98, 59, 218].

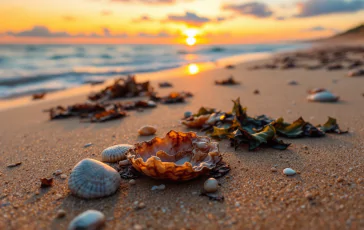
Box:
[187, 63, 199, 75]
[186, 37, 196, 46]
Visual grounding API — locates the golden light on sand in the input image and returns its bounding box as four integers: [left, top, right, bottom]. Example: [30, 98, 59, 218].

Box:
[187, 63, 199, 75]
[186, 37, 196, 46]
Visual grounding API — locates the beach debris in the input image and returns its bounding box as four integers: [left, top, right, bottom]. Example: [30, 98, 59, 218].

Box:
[56, 209, 66, 218]
[253, 89, 260, 95]
[208, 161, 231, 178]
[101, 144, 133, 163]
[180, 98, 347, 152]
[7, 162, 22, 168]
[283, 168, 296, 176]
[215, 76, 239, 85]
[204, 178, 218, 193]
[68, 210, 105, 230]
[348, 69, 364, 77]
[138, 125, 157, 136]
[287, 80, 299, 85]
[40, 178, 53, 188]
[84, 79, 105, 85]
[83, 109, 127, 123]
[60, 174, 68, 179]
[129, 179, 136, 185]
[134, 201, 146, 210]
[199, 192, 224, 202]
[307, 90, 339, 102]
[348, 60, 363, 69]
[271, 167, 277, 172]
[182, 114, 211, 129]
[54, 170, 63, 176]
[327, 63, 343, 71]
[119, 159, 131, 167]
[150, 91, 193, 104]
[68, 158, 121, 199]
[32, 92, 46, 100]
[151, 184, 166, 191]
[128, 130, 222, 181]
[225, 64, 235, 69]
[159, 82, 173, 88]
[88, 75, 152, 101]
[317, 117, 348, 134]
[147, 100, 157, 107]
[119, 165, 141, 179]
[84, 143, 93, 148]
[184, 111, 193, 118]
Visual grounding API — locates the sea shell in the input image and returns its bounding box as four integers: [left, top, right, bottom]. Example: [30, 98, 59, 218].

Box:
[68, 158, 121, 199]
[147, 100, 157, 107]
[307, 91, 339, 102]
[128, 130, 222, 181]
[204, 178, 218, 193]
[68, 210, 105, 230]
[348, 69, 364, 77]
[101, 144, 133, 163]
[283, 168, 296, 176]
[184, 111, 193, 118]
[138, 125, 157, 136]
[181, 114, 210, 128]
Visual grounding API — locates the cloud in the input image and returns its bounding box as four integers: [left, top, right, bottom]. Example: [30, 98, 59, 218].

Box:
[302, 26, 340, 33]
[275, 16, 286, 21]
[296, 0, 364, 18]
[165, 11, 227, 26]
[137, 31, 174, 37]
[132, 15, 154, 22]
[62, 16, 76, 22]
[111, 0, 176, 4]
[101, 10, 113, 16]
[222, 2, 273, 18]
[4, 26, 128, 38]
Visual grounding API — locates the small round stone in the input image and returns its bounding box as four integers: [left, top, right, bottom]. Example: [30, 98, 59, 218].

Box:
[204, 178, 218, 193]
[60, 174, 68, 179]
[283, 168, 296, 176]
[56, 209, 66, 218]
[184, 111, 193, 118]
[129, 179, 136, 185]
[68, 210, 105, 230]
[270, 167, 277, 172]
[151, 184, 165, 191]
[54, 170, 63, 176]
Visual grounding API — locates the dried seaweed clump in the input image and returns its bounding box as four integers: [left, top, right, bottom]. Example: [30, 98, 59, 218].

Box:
[88, 75, 152, 101]
[182, 98, 347, 151]
[127, 130, 222, 181]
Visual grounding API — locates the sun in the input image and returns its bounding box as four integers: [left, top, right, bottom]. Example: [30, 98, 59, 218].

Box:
[186, 37, 196, 46]
[187, 63, 199, 75]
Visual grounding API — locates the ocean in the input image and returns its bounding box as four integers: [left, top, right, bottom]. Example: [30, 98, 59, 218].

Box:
[0, 43, 307, 98]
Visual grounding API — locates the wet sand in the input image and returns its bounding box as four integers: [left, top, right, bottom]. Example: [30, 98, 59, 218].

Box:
[0, 52, 363, 230]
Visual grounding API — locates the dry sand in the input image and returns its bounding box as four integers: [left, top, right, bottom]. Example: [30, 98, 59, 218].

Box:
[0, 53, 363, 230]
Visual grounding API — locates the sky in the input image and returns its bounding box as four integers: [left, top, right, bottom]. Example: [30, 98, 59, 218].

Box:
[0, 0, 363, 44]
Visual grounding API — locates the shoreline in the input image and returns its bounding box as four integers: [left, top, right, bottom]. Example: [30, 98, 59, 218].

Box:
[0, 51, 273, 111]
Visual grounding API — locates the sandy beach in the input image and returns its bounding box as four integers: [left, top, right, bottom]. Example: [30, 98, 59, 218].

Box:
[0, 47, 363, 230]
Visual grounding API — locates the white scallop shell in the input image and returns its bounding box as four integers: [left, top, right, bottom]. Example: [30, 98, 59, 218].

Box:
[68, 210, 105, 230]
[101, 144, 133, 163]
[68, 158, 121, 199]
[138, 125, 157, 136]
[307, 91, 339, 102]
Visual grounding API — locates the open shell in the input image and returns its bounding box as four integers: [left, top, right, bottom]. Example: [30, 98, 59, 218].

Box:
[68, 158, 121, 199]
[181, 114, 210, 128]
[101, 144, 133, 163]
[127, 130, 221, 181]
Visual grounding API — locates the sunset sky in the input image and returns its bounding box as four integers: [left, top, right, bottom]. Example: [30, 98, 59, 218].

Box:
[0, 0, 363, 44]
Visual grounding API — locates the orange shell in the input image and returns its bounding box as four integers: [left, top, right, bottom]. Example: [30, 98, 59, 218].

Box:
[181, 114, 210, 128]
[127, 130, 221, 181]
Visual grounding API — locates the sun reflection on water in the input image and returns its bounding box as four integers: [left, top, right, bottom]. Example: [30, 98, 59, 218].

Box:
[187, 63, 199, 75]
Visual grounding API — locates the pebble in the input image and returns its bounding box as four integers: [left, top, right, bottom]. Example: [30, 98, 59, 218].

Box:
[7, 162, 22, 168]
[271, 167, 277, 172]
[184, 111, 193, 118]
[287, 80, 298, 85]
[83, 143, 93, 148]
[56, 209, 66, 218]
[283, 168, 296, 176]
[151, 184, 165, 191]
[337, 177, 344, 183]
[147, 100, 157, 107]
[134, 224, 143, 230]
[129, 179, 136, 185]
[235, 202, 240, 207]
[119, 160, 130, 167]
[54, 170, 63, 176]
[204, 178, 218, 193]
[304, 191, 313, 200]
[68, 210, 105, 230]
[60, 174, 68, 179]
